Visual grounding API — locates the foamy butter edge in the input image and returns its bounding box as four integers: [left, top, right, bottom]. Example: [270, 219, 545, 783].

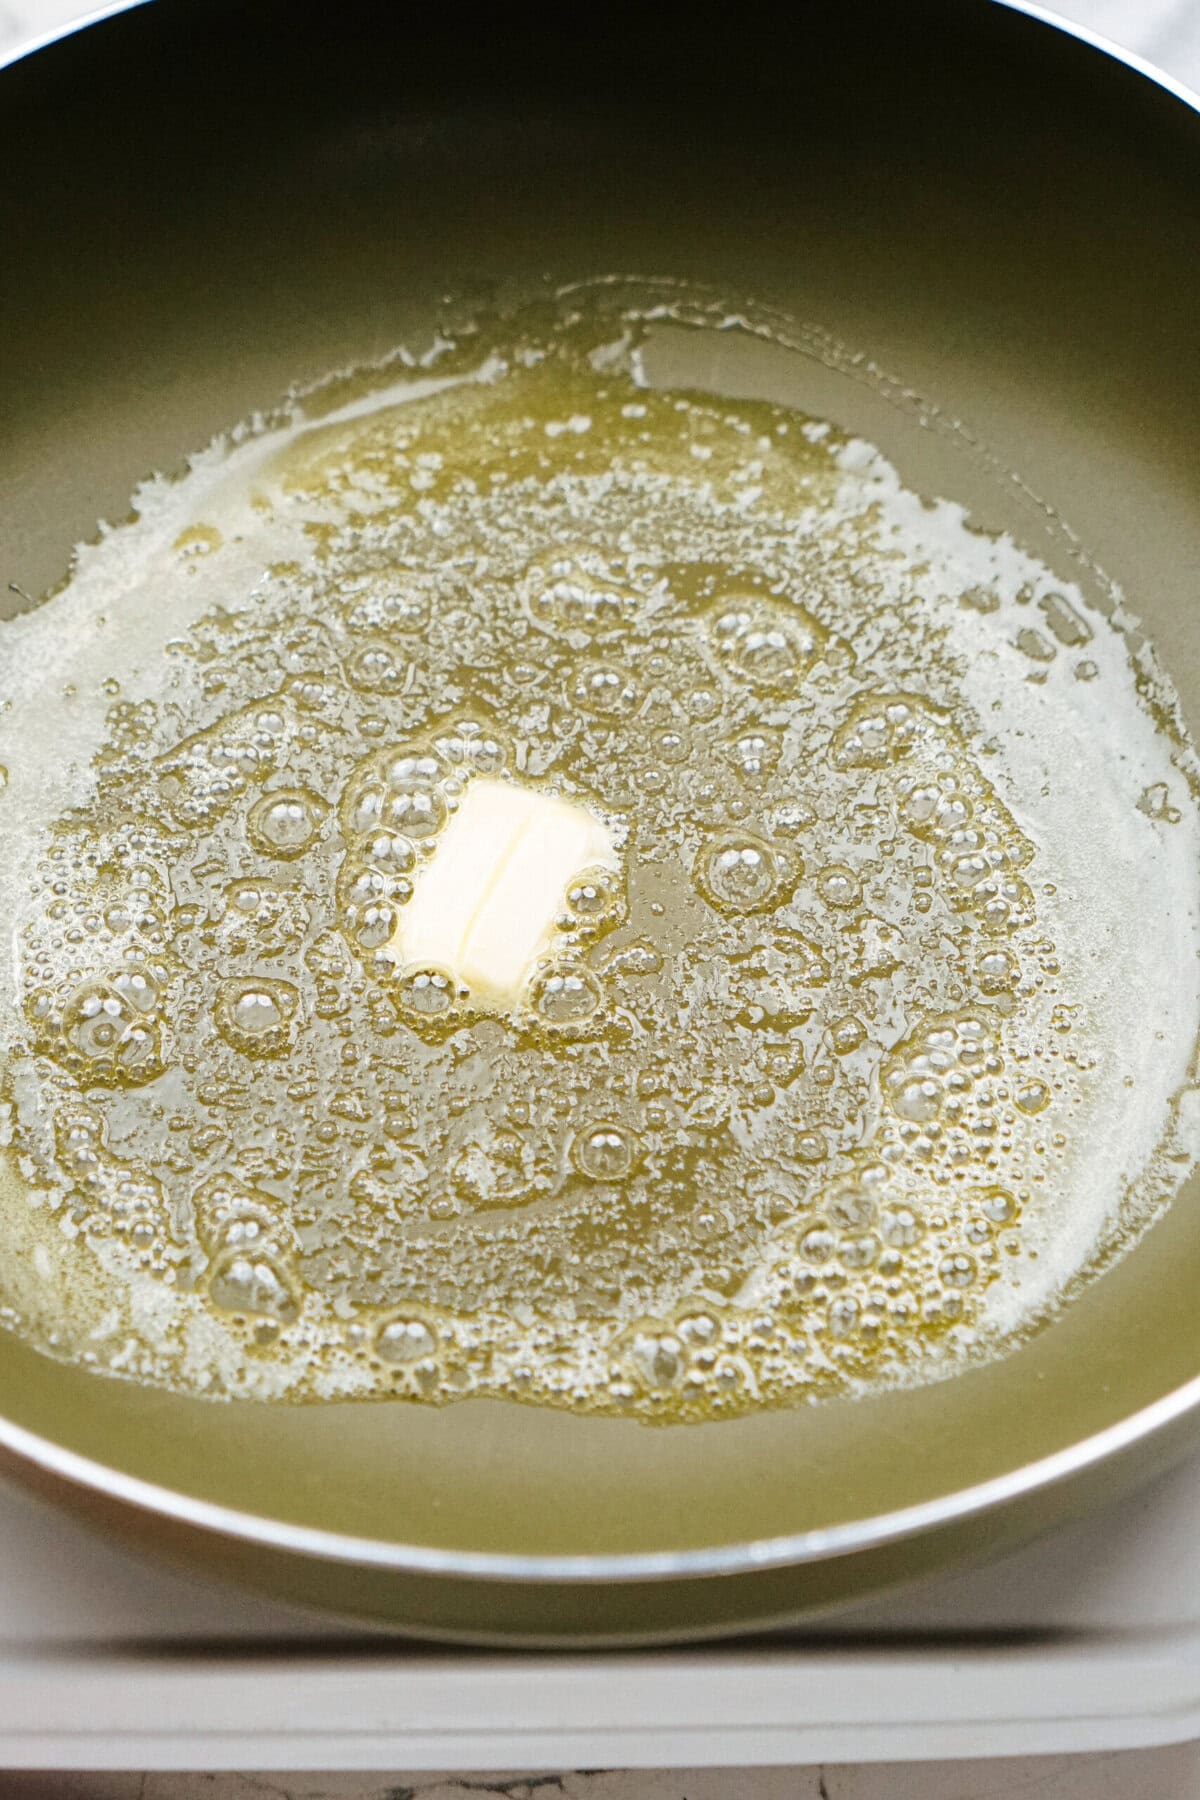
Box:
[839, 444, 1200, 1337]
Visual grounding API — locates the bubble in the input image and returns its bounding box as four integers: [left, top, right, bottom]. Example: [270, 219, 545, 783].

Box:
[1015, 1078, 1052, 1115]
[839, 1234, 879, 1270]
[531, 565, 634, 633]
[354, 904, 397, 950]
[529, 964, 603, 1025]
[341, 576, 430, 637]
[940, 1252, 976, 1289]
[894, 1077, 942, 1123]
[816, 864, 860, 908]
[346, 640, 405, 693]
[66, 990, 126, 1057]
[828, 1295, 860, 1337]
[800, 1226, 836, 1263]
[361, 833, 416, 876]
[710, 598, 825, 693]
[695, 833, 785, 913]
[395, 967, 455, 1018]
[573, 1123, 636, 1180]
[207, 1250, 299, 1326]
[230, 882, 266, 915]
[384, 784, 446, 840]
[59, 974, 164, 1087]
[341, 774, 387, 836]
[565, 865, 624, 926]
[903, 784, 973, 839]
[386, 752, 444, 791]
[376, 1315, 437, 1364]
[631, 1332, 683, 1389]
[830, 1015, 866, 1055]
[976, 875, 1035, 932]
[433, 720, 506, 774]
[214, 977, 298, 1055]
[338, 861, 391, 915]
[980, 1188, 1018, 1224]
[656, 729, 691, 764]
[880, 1206, 922, 1248]
[978, 948, 1017, 994]
[686, 687, 720, 720]
[831, 694, 935, 769]
[727, 729, 781, 785]
[246, 787, 328, 859]
[571, 664, 637, 718]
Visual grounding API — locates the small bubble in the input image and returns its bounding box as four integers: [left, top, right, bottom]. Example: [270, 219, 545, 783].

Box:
[376, 1315, 437, 1364]
[1015, 1078, 1051, 1115]
[565, 865, 624, 926]
[978, 949, 1017, 994]
[529, 964, 603, 1025]
[346, 640, 404, 693]
[362, 832, 416, 875]
[893, 1077, 942, 1123]
[632, 1332, 683, 1388]
[940, 1252, 976, 1289]
[980, 1188, 1018, 1224]
[246, 787, 328, 859]
[396, 967, 455, 1018]
[59, 975, 163, 1087]
[214, 978, 298, 1055]
[828, 1295, 860, 1337]
[880, 1207, 922, 1248]
[208, 1251, 298, 1326]
[830, 1015, 866, 1055]
[656, 729, 691, 764]
[574, 1123, 636, 1181]
[726, 730, 781, 785]
[433, 720, 506, 774]
[816, 864, 860, 908]
[531, 566, 634, 633]
[710, 599, 824, 693]
[679, 1311, 719, 1345]
[384, 784, 446, 839]
[695, 833, 785, 912]
[801, 1226, 836, 1263]
[571, 664, 637, 718]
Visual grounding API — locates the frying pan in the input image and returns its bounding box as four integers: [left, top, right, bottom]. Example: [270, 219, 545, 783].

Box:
[2, 0, 1200, 1646]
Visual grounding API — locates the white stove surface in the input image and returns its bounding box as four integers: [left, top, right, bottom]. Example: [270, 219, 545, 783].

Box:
[3, 0, 1200, 1793]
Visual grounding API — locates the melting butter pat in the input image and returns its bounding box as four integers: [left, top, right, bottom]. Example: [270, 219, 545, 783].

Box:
[389, 777, 618, 1009]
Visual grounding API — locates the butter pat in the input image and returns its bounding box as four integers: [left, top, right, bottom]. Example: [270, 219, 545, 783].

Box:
[390, 777, 618, 1009]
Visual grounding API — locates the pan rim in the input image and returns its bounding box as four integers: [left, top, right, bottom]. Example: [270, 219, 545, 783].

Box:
[2, 0, 1200, 1587]
[1, 1356, 1199, 1583]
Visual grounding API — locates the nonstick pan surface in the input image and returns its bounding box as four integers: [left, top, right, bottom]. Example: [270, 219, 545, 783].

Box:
[2, 0, 1200, 1642]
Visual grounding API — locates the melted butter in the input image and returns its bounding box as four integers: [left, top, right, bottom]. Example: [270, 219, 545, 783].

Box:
[0, 289, 1198, 1419]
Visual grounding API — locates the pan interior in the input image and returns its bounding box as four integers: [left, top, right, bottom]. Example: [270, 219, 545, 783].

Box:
[1, 0, 1200, 1563]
